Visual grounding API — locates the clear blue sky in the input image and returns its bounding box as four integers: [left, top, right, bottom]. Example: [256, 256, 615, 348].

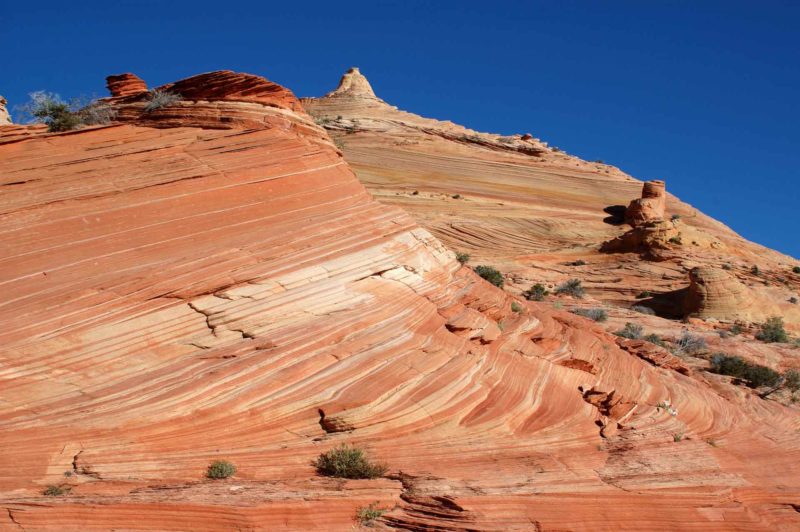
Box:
[3, 1, 798, 259]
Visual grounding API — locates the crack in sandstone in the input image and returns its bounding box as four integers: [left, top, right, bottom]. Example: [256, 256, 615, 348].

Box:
[5, 509, 24, 530]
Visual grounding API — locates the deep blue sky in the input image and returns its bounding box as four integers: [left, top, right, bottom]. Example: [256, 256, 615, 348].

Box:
[3, 1, 798, 258]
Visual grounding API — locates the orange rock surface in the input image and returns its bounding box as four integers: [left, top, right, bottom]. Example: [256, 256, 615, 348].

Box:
[0, 95, 11, 125]
[0, 69, 798, 531]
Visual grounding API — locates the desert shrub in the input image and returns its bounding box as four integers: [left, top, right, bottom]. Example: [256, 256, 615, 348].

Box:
[793, 266, 800, 274]
[631, 305, 656, 315]
[78, 101, 117, 125]
[673, 432, 684, 442]
[511, 301, 522, 313]
[568, 259, 586, 266]
[451, 194, 462, 199]
[729, 324, 743, 335]
[616, 322, 643, 340]
[572, 307, 608, 322]
[43, 485, 70, 496]
[709, 353, 782, 389]
[722, 263, 732, 271]
[671, 214, 681, 221]
[673, 332, 707, 355]
[455, 252, 470, 265]
[356, 503, 386, 525]
[474, 265, 504, 288]
[637, 291, 652, 299]
[144, 89, 182, 112]
[315, 444, 386, 479]
[790, 297, 798, 304]
[207, 460, 236, 479]
[755, 316, 788, 343]
[668, 236, 682, 245]
[751, 265, 760, 276]
[555, 279, 585, 298]
[21, 91, 81, 132]
[644, 333, 666, 347]
[524, 283, 549, 301]
[412, 190, 419, 195]
[784, 369, 800, 393]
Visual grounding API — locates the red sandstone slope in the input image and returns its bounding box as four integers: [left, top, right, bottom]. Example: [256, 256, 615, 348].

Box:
[1, 71, 799, 531]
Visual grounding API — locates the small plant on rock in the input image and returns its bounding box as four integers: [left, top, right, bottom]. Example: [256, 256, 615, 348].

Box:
[511, 301, 523, 313]
[644, 333, 666, 348]
[755, 316, 788, 343]
[616, 322, 643, 340]
[455, 252, 470, 265]
[722, 263, 732, 271]
[672, 332, 707, 355]
[356, 503, 386, 526]
[524, 283, 549, 301]
[789, 296, 798, 304]
[793, 266, 800, 274]
[43, 485, 70, 496]
[568, 259, 587, 266]
[572, 308, 608, 322]
[144, 89, 182, 112]
[751, 265, 761, 276]
[21, 91, 82, 132]
[474, 265, 504, 288]
[207, 460, 236, 479]
[673, 431, 685, 442]
[555, 279, 585, 298]
[315, 444, 387, 479]
[637, 291, 652, 299]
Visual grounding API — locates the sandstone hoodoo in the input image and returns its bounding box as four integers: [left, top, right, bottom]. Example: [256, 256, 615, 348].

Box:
[0, 95, 11, 125]
[2, 67, 800, 530]
[325, 66, 380, 100]
[625, 179, 667, 226]
[105, 73, 148, 97]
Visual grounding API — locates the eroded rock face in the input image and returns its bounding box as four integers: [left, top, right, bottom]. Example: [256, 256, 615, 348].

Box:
[106, 73, 148, 97]
[2, 70, 800, 530]
[683, 267, 754, 320]
[626, 180, 666, 226]
[324, 66, 379, 99]
[0, 95, 11, 125]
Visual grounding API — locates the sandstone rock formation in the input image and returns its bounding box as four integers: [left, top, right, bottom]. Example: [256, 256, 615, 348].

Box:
[0, 95, 11, 125]
[626, 179, 667, 226]
[106, 73, 148, 97]
[1, 69, 799, 530]
[324, 66, 380, 100]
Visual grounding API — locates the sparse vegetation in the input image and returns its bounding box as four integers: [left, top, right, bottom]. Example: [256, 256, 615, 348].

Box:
[79, 101, 117, 125]
[356, 503, 386, 526]
[524, 283, 549, 301]
[729, 324, 743, 335]
[315, 444, 387, 479]
[474, 265, 504, 288]
[43, 485, 70, 496]
[668, 236, 682, 245]
[144, 89, 182, 112]
[751, 265, 761, 276]
[671, 214, 681, 221]
[673, 432, 685, 442]
[789, 296, 798, 304]
[722, 263, 733, 271]
[455, 252, 470, 265]
[644, 333, 666, 348]
[755, 316, 789, 343]
[793, 266, 800, 274]
[572, 307, 608, 322]
[207, 460, 236, 479]
[568, 259, 586, 266]
[555, 279, 585, 298]
[616, 322, 644, 340]
[637, 291, 652, 299]
[672, 332, 707, 355]
[632, 305, 656, 315]
[709, 353, 783, 390]
[21, 91, 82, 132]
[451, 193, 462, 199]
[511, 301, 523, 313]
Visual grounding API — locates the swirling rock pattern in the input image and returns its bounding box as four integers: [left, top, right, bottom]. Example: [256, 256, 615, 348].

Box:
[0, 70, 799, 531]
[106, 73, 149, 97]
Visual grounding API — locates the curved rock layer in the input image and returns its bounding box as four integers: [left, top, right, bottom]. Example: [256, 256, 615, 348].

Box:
[1, 71, 799, 531]
[626, 179, 667, 226]
[106, 73, 148, 97]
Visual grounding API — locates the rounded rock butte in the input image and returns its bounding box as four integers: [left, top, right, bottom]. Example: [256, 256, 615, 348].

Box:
[323, 66, 379, 99]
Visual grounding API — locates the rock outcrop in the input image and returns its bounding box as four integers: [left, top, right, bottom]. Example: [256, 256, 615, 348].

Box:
[106, 73, 148, 97]
[1, 69, 799, 530]
[0, 95, 11, 125]
[626, 180, 667, 226]
[324, 66, 380, 100]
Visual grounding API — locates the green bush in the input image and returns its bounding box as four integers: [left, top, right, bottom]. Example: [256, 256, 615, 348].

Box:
[673, 332, 707, 355]
[710, 353, 782, 389]
[722, 263, 732, 271]
[555, 279, 585, 298]
[616, 322, 643, 340]
[474, 265, 504, 288]
[43, 485, 70, 496]
[207, 460, 236, 479]
[793, 266, 800, 274]
[668, 236, 682, 245]
[751, 265, 760, 276]
[671, 214, 681, 221]
[23, 91, 81, 132]
[572, 308, 608, 322]
[644, 333, 666, 347]
[315, 444, 387, 479]
[524, 283, 549, 301]
[637, 291, 652, 299]
[755, 316, 789, 343]
[511, 301, 522, 313]
[455, 252, 470, 265]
